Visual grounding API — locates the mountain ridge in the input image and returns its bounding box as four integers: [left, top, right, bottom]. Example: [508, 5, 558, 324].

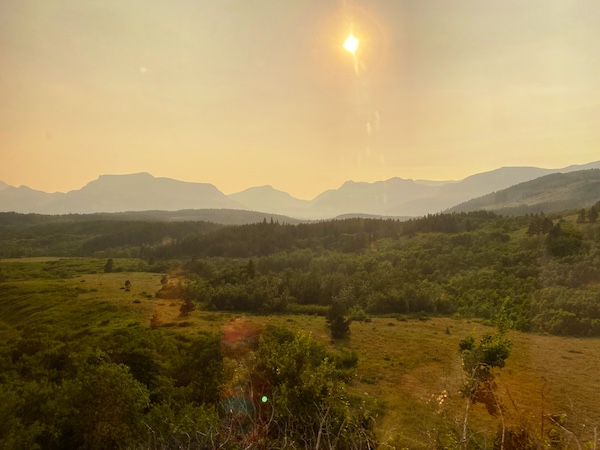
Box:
[2, 160, 599, 218]
[448, 169, 600, 215]
[0, 173, 244, 215]
[228, 185, 310, 218]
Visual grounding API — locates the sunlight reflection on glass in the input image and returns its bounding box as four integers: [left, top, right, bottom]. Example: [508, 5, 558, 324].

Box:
[343, 33, 359, 54]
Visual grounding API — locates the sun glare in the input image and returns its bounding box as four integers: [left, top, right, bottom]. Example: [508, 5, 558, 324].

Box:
[343, 33, 359, 54]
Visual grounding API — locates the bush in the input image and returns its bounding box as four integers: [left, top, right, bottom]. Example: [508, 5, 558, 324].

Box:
[348, 305, 369, 322]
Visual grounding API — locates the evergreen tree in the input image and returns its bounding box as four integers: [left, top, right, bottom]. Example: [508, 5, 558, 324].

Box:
[326, 299, 351, 339]
[179, 298, 195, 316]
[546, 223, 583, 257]
[589, 206, 598, 223]
[541, 217, 554, 234]
[526, 218, 540, 235]
[246, 259, 256, 279]
[103, 258, 114, 273]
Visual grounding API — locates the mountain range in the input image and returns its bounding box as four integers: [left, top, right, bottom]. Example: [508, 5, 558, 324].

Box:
[1, 161, 599, 220]
[0, 173, 243, 215]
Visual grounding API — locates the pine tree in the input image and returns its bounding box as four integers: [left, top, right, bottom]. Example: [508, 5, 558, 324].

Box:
[589, 206, 598, 223]
[541, 217, 554, 234]
[150, 311, 162, 329]
[103, 258, 114, 273]
[326, 299, 351, 339]
[179, 298, 195, 316]
[246, 259, 256, 279]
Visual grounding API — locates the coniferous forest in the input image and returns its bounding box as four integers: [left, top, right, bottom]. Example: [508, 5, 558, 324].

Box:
[1, 206, 599, 449]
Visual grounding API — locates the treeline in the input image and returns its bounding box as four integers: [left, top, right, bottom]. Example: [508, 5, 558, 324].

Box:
[180, 213, 600, 336]
[0, 214, 222, 258]
[153, 212, 500, 259]
[0, 321, 374, 449]
[0, 210, 501, 258]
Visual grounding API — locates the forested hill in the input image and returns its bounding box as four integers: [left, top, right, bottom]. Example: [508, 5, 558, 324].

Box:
[0, 208, 304, 226]
[0, 210, 497, 258]
[448, 168, 600, 215]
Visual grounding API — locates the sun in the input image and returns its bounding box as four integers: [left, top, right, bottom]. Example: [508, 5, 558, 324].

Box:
[343, 33, 359, 55]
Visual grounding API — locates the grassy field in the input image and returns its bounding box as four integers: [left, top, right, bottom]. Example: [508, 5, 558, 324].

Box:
[1, 258, 599, 448]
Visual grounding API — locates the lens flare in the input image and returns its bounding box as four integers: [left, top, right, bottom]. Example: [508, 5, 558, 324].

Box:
[343, 33, 359, 54]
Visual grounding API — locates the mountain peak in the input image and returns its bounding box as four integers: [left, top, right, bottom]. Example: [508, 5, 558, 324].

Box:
[340, 177, 417, 189]
[233, 185, 276, 193]
[99, 172, 154, 178]
[340, 180, 368, 188]
[84, 172, 155, 188]
[0, 172, 243, 214]
[228, 185, 309, 216]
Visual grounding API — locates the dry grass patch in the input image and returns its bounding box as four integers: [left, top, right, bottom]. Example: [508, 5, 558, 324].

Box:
[500, 332, 600, 441]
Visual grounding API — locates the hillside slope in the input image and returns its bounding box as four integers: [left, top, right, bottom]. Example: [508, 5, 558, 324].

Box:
[448, 169, 600, 215]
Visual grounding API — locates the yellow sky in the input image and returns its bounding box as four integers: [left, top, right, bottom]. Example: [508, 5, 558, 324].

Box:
[1, 0, 599, 199]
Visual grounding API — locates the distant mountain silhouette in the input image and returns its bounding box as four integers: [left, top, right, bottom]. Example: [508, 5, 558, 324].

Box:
[0, 173, 244, 214]
[295, 161, 600, 217]
[307, 178, 435, 218]
[414, 179, 458, 187]
[1, 161, 599, 218]
[447, 169, 600, 215]
[228, 185, 310, 218]
[0, 185, 59, 213]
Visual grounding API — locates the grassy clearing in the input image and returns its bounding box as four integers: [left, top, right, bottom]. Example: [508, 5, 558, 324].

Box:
[1, 259, 599, 447]
[0, 257, 146, 281]
[0, 260, 165, 338]
[181, 312, 600, 446]
[182, 309, 600, 446]
[501, 333, 600, 437]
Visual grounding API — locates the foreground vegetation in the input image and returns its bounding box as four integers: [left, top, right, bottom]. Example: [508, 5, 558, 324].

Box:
[1, 207, 599, 448]
[1, 260, 599, 448]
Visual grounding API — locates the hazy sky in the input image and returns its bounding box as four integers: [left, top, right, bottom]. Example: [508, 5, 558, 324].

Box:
[2, 0, 600, 199]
